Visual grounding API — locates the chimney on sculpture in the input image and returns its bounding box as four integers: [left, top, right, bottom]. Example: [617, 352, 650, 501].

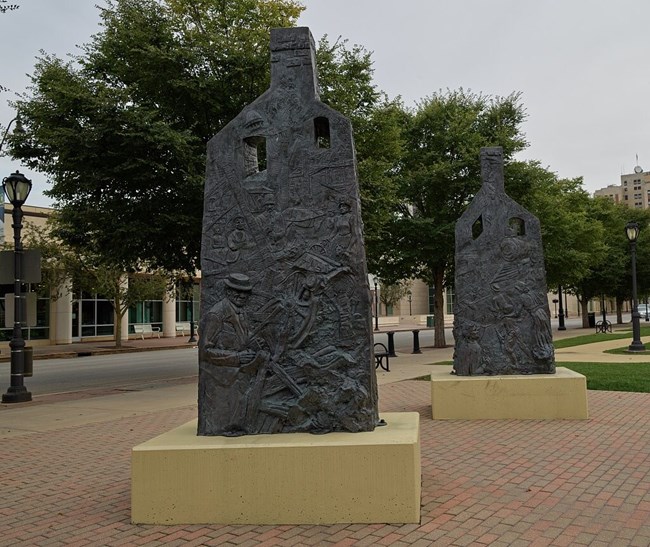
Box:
[452, 147, 555, 376]
[198, 27, 379, 436]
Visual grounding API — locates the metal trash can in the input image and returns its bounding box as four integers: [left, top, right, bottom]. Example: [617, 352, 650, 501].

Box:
[587, 312, 596, 328]
[426, 315, 434, 328]
[24, 346, 33, 377]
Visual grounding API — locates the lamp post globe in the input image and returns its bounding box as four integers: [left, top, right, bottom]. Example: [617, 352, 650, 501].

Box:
[3, 170, 32, 206]
[2, 170, 33, 403]
[625, 221, 646, 352]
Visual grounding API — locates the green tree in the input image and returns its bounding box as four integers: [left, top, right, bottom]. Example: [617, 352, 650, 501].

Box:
[0, 1, 18, 14]
[9, 1, 394, 279]
[379, 280, 411, 316]
[314, 35, 403, 270]
[379, 89, 527, 347]
[507, 161, 607, 290]
[566, 197, 650, 327]
[9, 0, 304, 276]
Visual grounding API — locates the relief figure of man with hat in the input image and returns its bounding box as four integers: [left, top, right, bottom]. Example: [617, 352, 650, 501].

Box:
[199, 273, 270, 436]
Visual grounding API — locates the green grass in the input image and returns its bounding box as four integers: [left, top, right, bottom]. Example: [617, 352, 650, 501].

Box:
[554, 332, 631, 348]
[562, 362, 650, 393]
[416, 360, 650, 392]
[604, 347, 650, 356]
[553, 326, 650, 349]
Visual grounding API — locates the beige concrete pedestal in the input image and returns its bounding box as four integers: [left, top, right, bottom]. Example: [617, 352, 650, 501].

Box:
[131, 412, 421, 525]
[431, 367, 588, 420]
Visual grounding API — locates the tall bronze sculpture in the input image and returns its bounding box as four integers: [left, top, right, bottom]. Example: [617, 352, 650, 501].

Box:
[198, 27, 379, 436]
[453, 147, 555, 376]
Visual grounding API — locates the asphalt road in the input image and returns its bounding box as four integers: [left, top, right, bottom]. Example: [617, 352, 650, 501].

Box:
[22, 348, 199, 397]
[9, 329, 449, 397]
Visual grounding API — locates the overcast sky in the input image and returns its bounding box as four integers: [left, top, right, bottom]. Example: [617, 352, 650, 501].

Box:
[2, 0, 649, 207]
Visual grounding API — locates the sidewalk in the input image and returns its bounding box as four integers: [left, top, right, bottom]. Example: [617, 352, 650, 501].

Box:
[0, 324, 649, 546]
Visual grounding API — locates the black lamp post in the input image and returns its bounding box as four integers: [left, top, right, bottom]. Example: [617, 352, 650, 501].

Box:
[557, 285, 566, 330]
[552, 298, 558, 318]
[187, 278, 197, 344]
[2, 170, 33, 403]
[407, 291, 412, 315]
[373, 277, 379, 331]
[625, 221, 645, 351]
[564, 291, 569, 318]
[0, 115, 23, 151]
[645, 296, 649, 322]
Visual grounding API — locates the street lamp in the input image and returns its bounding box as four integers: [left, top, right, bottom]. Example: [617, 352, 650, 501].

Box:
[557, 285, 566, 331]
[373, 277, 379, 331]
[0, 115, 23, 151]
[407, 290, 412, 315]
[552, 298, 558, 318]
[188, 279, 197, 344]
[2, 170, 33, 403]
[625, 221, 645, 352]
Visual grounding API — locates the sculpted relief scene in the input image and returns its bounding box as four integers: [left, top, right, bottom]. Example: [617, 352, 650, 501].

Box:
[453, 147, 556, 376]
[198, 27, 378, 436]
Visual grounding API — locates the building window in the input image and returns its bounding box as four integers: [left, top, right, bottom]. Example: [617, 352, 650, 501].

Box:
[79, 291, 114, 337]
[176, 283, 200, 323]
[129, 300, 163, 332]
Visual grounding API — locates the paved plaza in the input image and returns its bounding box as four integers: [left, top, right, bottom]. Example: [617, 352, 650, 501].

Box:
[0, 329, 649, 546]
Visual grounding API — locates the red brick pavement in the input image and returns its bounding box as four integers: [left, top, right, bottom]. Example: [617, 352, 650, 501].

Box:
[1, 382, 649, 546]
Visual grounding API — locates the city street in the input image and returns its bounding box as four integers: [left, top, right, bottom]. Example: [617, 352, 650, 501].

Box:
[10, 348, 198, 397]
[2, 330, 445, 398]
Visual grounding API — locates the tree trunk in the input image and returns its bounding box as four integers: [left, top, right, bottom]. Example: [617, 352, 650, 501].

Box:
[114, 292, 122, 349]
[579, 296, 590, 328]
[433, 268, 447, 348]
[616, 296, 624, 324]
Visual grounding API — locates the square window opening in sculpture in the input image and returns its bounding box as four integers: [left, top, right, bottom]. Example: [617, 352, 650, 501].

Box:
[508, 217, 525, 236]
[314, 117, 331, 149]
[243, 136, 267, 176]
[472, 215, 483, 240]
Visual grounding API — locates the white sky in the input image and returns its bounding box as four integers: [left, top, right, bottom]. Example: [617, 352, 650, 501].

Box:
[1, 0, 649, 207]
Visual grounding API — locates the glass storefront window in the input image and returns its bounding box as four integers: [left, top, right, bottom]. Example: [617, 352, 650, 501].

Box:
[77, 292, 114, 337]
[175, 283, 199, 322]
[129, 300, 163, 333]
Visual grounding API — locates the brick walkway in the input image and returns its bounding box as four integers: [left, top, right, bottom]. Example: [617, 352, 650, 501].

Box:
[1, 381, 649, 546]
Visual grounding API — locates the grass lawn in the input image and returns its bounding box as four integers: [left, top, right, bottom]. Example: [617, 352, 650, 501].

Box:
[604, 346, 650, 356]
[422, 361, 650, 393]
[553, 326, 650, 348]
[561, 362, 650, 393]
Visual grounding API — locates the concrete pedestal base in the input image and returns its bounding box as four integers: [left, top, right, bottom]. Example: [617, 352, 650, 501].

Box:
[431, 367, 588, 420]
[131, 412, 421, 525]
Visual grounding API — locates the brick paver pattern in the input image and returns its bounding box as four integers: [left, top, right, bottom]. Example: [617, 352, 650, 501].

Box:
[1, 382, 649, 546]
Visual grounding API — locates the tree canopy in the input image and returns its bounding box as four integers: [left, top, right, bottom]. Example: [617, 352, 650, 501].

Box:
[0, 1, 18, 14]
[8, 0, 394, 279]
[9, 0, 305, 275]
[376, 89, 528, 346]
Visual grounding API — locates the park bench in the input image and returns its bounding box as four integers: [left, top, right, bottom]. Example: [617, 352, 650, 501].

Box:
[595, 319, 612, 334]
[133, 324, 161, 340]
[374, 342, 390, 372]
[175, 322, 191, 335]
[383, 327, 436, 356]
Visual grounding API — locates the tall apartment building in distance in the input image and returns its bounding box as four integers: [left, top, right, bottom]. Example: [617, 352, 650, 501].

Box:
[594, 164, 650, 209]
